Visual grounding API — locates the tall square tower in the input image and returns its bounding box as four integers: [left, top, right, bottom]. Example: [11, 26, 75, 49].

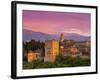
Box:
[44, 40, 59, 62]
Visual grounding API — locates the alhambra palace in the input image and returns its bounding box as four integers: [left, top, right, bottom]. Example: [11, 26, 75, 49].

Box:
[25, 33, 90, 63]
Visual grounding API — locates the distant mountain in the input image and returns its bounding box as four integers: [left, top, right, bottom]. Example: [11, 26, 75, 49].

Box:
[63, 33, 90, 41]
[23, 29, 90, 41]
[23, 29, 59, 42]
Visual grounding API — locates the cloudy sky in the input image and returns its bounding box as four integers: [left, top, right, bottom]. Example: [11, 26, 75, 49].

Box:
[23, 10, 91, 36]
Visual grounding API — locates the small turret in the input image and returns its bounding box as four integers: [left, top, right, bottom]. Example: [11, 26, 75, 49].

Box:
[60, 33, 64, 42]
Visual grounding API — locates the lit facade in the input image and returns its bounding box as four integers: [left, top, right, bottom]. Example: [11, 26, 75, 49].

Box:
[44, 40, 59, 62]
[27, 50, 37, 62]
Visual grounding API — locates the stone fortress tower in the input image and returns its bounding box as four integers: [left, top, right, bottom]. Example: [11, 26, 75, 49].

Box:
[60, 33, 64, 42]
[44, 40, 59, 62]
[59, 33, 65, 54]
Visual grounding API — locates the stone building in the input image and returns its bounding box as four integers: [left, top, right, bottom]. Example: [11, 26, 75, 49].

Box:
[27, 50, 37, 62]
[44, 40, 59, 62]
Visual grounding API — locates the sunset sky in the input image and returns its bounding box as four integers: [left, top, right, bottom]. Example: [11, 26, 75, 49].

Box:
[23, 10, 91, 36]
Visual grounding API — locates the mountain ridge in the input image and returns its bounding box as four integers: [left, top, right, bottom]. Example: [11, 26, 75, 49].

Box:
[23, 29, 90, 41]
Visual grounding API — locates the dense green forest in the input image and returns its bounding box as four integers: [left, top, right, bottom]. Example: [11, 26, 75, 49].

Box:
[23, 55, 90, 69]
[23, 40, 45, 52]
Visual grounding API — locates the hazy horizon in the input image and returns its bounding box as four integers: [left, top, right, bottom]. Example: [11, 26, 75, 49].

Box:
[23, 28, 90, 37]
